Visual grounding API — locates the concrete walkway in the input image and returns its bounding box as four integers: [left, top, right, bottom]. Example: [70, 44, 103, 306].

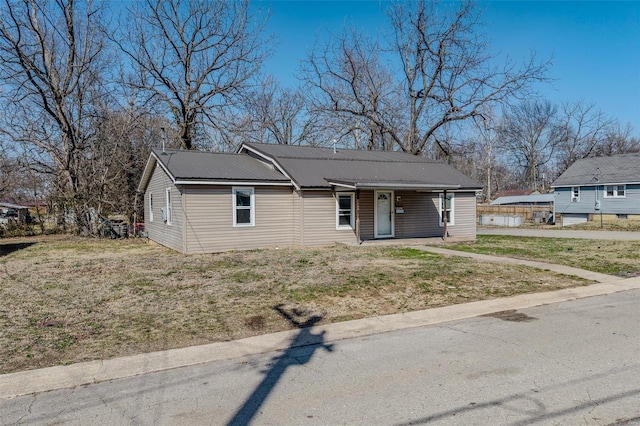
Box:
[2, 246, 640, 400]
[415, 245, 614, 282]
[478, 227, 640, 240]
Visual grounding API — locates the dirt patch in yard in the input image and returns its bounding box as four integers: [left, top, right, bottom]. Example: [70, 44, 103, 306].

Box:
[0, 235, 592, 374]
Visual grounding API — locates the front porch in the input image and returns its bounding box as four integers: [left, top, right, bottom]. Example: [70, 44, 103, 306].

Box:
[358, 235, 475, 247]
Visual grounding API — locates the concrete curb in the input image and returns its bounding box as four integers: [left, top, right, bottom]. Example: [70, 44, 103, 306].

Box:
[2, 275, 639, 400]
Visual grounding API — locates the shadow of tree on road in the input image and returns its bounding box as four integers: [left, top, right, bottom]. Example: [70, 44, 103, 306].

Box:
[227, 304, 334, 426]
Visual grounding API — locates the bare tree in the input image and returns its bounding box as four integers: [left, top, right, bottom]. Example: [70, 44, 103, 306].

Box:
[556, 101, 613, 172]
[116, 0, 271, 150]
[300, 0, 550, 156]
[0, 0, 107, 232]
[595, 123, 640, 156]
[0, 140, 18, 200]
[498, 100, 563, 190]
[233, 77, 314, 145]
[462, 108, 501, 201]
[302, 28, 402, 151]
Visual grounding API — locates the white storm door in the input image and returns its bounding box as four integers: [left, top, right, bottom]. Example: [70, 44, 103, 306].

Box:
[375, 190, 393, 238]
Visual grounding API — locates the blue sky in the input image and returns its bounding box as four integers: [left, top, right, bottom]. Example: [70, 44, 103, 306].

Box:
[258, 1, 640, 135]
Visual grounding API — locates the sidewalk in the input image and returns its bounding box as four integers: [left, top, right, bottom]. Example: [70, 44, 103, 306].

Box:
[478, 227, 640, 240]
[2, 247, 639, 400]
[415, 245, 614, 283]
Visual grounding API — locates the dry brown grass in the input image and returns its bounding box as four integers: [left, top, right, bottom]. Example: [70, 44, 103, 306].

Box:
[0, 235, 592, 374]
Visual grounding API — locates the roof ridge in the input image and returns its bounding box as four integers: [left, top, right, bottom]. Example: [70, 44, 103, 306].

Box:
[275, 156, 436, 163]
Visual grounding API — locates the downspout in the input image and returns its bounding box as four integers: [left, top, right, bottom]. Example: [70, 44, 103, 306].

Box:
[356, 189, 361, 244]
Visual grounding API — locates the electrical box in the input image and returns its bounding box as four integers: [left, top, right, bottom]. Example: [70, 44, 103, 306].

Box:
[594, 200, 601, 211]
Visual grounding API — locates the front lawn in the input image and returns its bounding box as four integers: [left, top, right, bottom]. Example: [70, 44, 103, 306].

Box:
[447, 235, 640, 277]
[0, 235, 593, 374]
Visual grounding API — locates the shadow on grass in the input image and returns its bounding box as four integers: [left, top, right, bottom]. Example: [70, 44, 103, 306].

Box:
[227, 304, 334, 426]
[0, 241, 36, 257]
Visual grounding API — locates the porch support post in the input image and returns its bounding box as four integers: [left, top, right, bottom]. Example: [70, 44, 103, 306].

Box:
[442, 190, 448, 241]
[356, 189, 361, 244]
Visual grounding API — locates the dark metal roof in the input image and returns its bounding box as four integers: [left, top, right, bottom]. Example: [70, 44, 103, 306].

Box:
[551, 153, 640, 187]
[151, 149, 290, 183]
[242, 143, 481, 189]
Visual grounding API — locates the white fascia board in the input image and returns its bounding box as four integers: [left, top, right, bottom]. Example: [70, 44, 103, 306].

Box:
[137, 153, 177, 192]
[174, 180, 292, 186]
[327, 181, 357, 189]
[552, 181, 640, 188]
[362, 183, 461, 190]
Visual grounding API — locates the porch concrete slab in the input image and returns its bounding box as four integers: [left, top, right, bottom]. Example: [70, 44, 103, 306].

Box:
[359, 236, 468, 247]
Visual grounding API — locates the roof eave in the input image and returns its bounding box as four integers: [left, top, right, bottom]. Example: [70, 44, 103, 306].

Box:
[551, 180, 640, 188]
[173, 179, 292, 186]
[326, 180, 479, 191]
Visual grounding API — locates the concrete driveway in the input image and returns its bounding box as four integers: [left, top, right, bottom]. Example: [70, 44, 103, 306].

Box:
[478, 227, 640, 240]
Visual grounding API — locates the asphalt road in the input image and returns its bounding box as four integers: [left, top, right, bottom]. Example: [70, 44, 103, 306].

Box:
[2, 289, 639, 426]
[478, 227, 640, 240]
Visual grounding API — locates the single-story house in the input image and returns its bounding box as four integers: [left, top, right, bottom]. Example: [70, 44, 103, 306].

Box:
[551, 152, 640, 226]
[137, 142, 481, 253]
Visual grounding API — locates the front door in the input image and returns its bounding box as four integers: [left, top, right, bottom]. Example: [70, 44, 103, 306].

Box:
[375, 191, 393, 238]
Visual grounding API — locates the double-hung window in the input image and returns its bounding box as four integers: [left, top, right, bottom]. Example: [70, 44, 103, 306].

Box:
[439, 193, 454, 226]
[149, 193, 154, 222]
[336, 193, 355, 230]
[604, 185, 625, 198]
[571, 187, 580, 202]
[233, 187, 255, 226]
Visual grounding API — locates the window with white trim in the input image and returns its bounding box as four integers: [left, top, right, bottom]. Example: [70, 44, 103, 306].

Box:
[336, 193, 355, 230]
[439, 193, 454, 226]
[233, 187, 255, 226]
[571, 187, 580, 202]
[149, 192, 154, 222]
[165, 188, 172, 225]
[604, 185, 625, 198]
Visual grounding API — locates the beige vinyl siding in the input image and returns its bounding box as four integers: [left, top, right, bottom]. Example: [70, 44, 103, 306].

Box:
[394, 191, 441, 238]
[358, 190, 374, 240]
[448, 191, 476, 239]
[144, 164, 185, 252]
[293, 190, 303, 246]
[300, 191, 358, 246]
[183, 186, 295, 253]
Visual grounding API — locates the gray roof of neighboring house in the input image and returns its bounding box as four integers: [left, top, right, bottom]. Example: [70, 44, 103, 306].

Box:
[551, 153, 640, 187]
[242, 143, 481, 190]
[490, 194, 555, 205]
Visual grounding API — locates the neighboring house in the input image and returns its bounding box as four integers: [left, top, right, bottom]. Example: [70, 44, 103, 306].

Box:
[137, 143, 481, 254]
[0, 202, 30, 225]
[551, 153, 640, 226]
[490, 194, 555, 206]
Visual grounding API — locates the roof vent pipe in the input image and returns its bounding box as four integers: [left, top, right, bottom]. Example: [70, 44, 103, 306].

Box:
[161, 127, 166, 154]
